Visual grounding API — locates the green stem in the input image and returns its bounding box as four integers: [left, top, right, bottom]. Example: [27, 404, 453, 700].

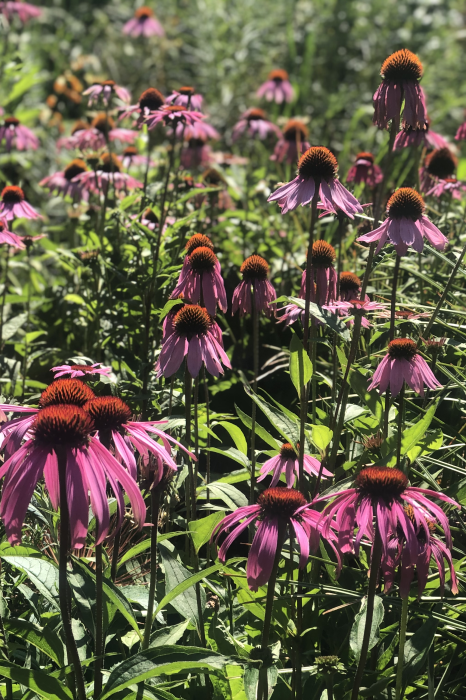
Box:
[142, 488, 160, 649]
[390, 255, 401, 342]
[110, 526, 121, 582]
[396, 383, 405, 469]
[21, 246, 31, 398]
[0, 247, 10, 349]
[249, 293, 259, 508]
[94, 544, 103, 698]
[203, 368, 211, 508]
[395, 595, 409, 700]
[351, 527, 383, 700]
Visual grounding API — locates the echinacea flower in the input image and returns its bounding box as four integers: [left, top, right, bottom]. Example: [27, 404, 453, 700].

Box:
[170, 234, 227, 316]
[368, 338, 441, 397]
[426, 178, 466, 200]
[257, 443, 333, 488]
[268, 146, 363, 219]
[82, 80, 131, 107]
[121, 146, 155, 170]
[323, 298, 386, 329]
[61, 114, 136, 151]
[232, 108, 281, 142]
[317, 466, 459, 595]
[455, 118, 466, 141]
[213, 487, 329, 591]
[271, 119, 310, 164]
[76, 153, 142, 195]
[181, 139, 212, 170]
[123, 5, 164, 37]
[420, 147, 458, 193]
[0, 186, 41, 220]
[175, 118, 219, 142]
[0, 1, 41, 23]
[256, 69, 294, 104]
[0, 219, 25, 249]
[232, 254, 276, 317]
[378, 308, 430, 321]
[373, 49, 426, 129]
[156, 304, 231, 378]
[346, 152, 383, 188]
[39, 159, 91, 202]
[0, 116, 39, 152]
[338, 271, 364, 302]
[119, 87, 165, 127]
[301, 240, 337, 306]
[0, 403, 146, 548]
[357, 187, 447, 256]
[146, 105, 204, 131]
[166, 86, 203, 112]
[51, 363, 112, 379]
[394, 121, 450, 151]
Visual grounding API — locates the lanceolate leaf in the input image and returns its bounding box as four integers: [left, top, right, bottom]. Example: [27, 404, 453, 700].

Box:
[244, 386, 299, 445]
[289, 332, 313, 394]
[350, 595, 384, 661]
[0, 661, 73, 700]
[2, 556, 59, 611]
[4, 617, 65, 666]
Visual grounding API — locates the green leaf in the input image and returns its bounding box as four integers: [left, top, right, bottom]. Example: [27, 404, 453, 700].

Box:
[209, 447, 249, 468]
[244, 387, 299, 445]
[235, 405, 281, 450]
[406, 428, 443, 463]
[2, 313, 28, 341]
[157, 542, 206, 631]
[289, 333, 313, 394]
[311, 424, 333, 452]
[149, 621, 189, 648]
[188, 511, 226, 554]
[101, 577, 143, 641]
[197, 481, 248, 509]
[0, 661, 72, 700]
[155, 561, 222, 618]
[402, 615, 437, 690]
[401, 400, 439, 457]
[117, 532, 186, 571]
[215, 422, 248, 455]
[2, 556, 59, 610]
[100, 646, 232, 699]
[63, 293, 86, 306]
[284, 297, 351, 340]
[350, 595, 384, 661]
[4, 618, 65, 666]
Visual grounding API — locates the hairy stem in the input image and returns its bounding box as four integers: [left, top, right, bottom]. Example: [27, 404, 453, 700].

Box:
[395, 595, 409, 700]
[142, 488, 160, 649]
[249, 292, 259, 508]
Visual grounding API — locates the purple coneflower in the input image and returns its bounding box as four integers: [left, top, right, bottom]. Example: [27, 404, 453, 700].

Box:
[368, 338, 441, 397]
[213, 487, 328, 591]
[76, 154, 142, 195]
[271, 119, 310, 164]
[338, 271, 364, 302]
[455, 118, 466, 141]
[0, 1, 41, 23]
[176, 118, 219, 142]
[51, 363, 112, 379]
[0, 401, 146, 548]
[156, 304, 231, 378]
[232, 254, 276, 317]
[323, 298, 385, 329]
[257, 442, 332, 488]
[394, 121, 450, 151]
[256, 69, 294, 104]
[0, 219, 25, 249]
[170, 234, 227, 317]
[146, 105, 204, 131]
[420, 148, 458, 193]
[0, 116, 39, 152]
[378, 308, 430, 321]
[166, 86, 203, 112]
[317, 466, 459, 593]
[357, 188, 447, 256]
[346, 152, 383, 188]
[232, 108, 281, 141]
[0, 186, 41, 220]
[123, 5, 164, 37]
[301, 240, 337, 306]
[427, 177, 466, 200]
[373, 49, 426, 129]
[181, 139, 212, 170]
[82, 79, 131, 107]
[268, 146, 363, 218]
[121, 146, 155, 170]
[119, 87, 165, 126]
[62, 114, 136, 151]
[40, 158, 90, 203]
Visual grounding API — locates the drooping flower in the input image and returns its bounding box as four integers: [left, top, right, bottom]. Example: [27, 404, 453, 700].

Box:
[338, 271, 363, 302]
[420, 148, 458, 192]
[123, 5, 164, 37]
[301, 240, 337, 306]
[39, 159, 91, 202]
[75, 154, 143, 195]
[119, 87, 165, 126]
[121, 146, 155, 170]
[170, 235, 227, 316]
[346, 152, 383, 187]
[82, 80, 131, 107]
[271, 119, 310, 164]
[156, 304, 231, 378]
[426, 178, 466, 200]
[378, 308, 430, 321]
[0, 186, 41, 220]
[323, 299, 386, 329]
[0, 403, 146, 548]
[181, 139, 212, 170]
[394, 121, 450, 151]
[232, 108, 281, 141]
[51, 363, 112, 379]
[368, 338, 442, 397]
[232, 254, 276, 317]
[268, 146, 363, 219]
[257, 443, 333, 488]
[213, 487, 335, 591]
[0, 1, 41, 23]
[0, 219, 25, 249]
[373, 49, 426, 129]
[166, 86, 203, 112]
[357, 188, 447, 256]
[145, 105, 204, 131]
[0, 116, 39, 152]
[175, 118, 219, 142]
[317, 466, 459, 596]
[60, 114, 136, 151]
[256, 69, 294, 104]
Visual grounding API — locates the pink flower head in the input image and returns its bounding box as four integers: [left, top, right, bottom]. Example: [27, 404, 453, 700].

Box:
[0, 116, 39, 152]
[378, 308, 430, 321]
[276, 301, 305, 327]
[323, 298, 386, 329]
[427, 177, 466, 200]
[213, 487, 337, 591]
[40, 158, 90, 203]
[83, 80, 131, 107]
[357, 188, 447, 256]
[121, 146, 155, 170]
[256, 69, 294, 104]
[145, 105, 204, 131]
[346, 152, 383, 187]
[232, 108, 281, 141]
[316, 466, 459, 597]
[395, 121, 450, 151]
[271, 119, 310, 164]
[0, 186, 41, 221]
[170, 234, 227, 317]
[0, 218, 25, 249]
[123, 5, 164, 37]
[0, 1, 41, 23]
[368, 338, 441, 397]
[76, 153, 142, 195]
[166, 86, 203, 112]
[258, 442, 333, 488]
[156, 304, 231, 378]
[455, 118, 466, 141]
[176, 118, 220, 142]
[51, 363, 112, 379]
[373, 49, 426, 129]
[268, 146, 363, 219]
[338, 271, 364, 302]
[60, 114, 136, 151]
[119, 87, 165, 127]
[301, 240, 337, 306]
[232, 254, 276, 317]
[181, 139, 212, 170]
[420, 147, 458, 193]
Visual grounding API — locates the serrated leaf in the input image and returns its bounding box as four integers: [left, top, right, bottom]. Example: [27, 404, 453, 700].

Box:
[2, 556, 59, 610]
[350, 595, 384, 661]
[289, 333, 313, 395]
